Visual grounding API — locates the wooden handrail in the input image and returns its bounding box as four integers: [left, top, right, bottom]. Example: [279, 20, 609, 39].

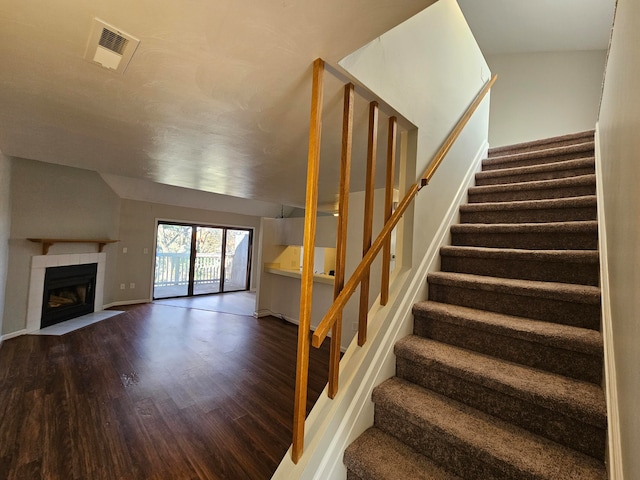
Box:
[421, 74, 497, 186]
[293, 66, 496, 462]
[311, 183, 419, 347]
[311, 74, 497, 348]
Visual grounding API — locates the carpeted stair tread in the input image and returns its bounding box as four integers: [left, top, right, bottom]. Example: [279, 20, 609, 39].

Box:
[459, 196, 598, 224]
[412, 301, 603, 384]
[451, 221, 598, 250]
[475, 157, 595, 186]
[440, 246, 598, 264]
[482, 142, 595, 171]
[461, 195, 597, 214]
[451, 220, 597, 236]
[468, 174, 595, 201]
[373, 378, 607, 479]
[488, 130, 594, 157]
[394, 336, 606, 427]
[344, 427, 462, 480]
[440, 246, 599, 285]
[344, 131, 606, 478]
[412, 301, 603, 357]
[428, 272, 600, 305]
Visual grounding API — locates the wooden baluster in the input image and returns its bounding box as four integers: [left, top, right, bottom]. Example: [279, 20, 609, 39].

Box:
[292, 58, 324, 464]
[358, 101, 378, 347]
[381, 116, 397, 306]
[313, 75, 497, 348]
[328, 83, 354, 399]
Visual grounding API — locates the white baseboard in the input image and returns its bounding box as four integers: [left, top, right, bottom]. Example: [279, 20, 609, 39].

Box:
[272, 139, 488, 480]
[1, 329, 28, 343]
[595, 124, 623, 479]
[102, 299, 150, 309]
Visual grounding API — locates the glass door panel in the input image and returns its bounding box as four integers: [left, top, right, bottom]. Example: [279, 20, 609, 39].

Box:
[153, 222, 252, 299]
[194, 227, 223, 295]
[223, 229, 251, 292]
[153, 224, 193, 299]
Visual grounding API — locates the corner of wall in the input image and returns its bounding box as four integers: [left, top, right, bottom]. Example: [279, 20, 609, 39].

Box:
[0, 152, 13, 341]
[594, 123, 624, 479]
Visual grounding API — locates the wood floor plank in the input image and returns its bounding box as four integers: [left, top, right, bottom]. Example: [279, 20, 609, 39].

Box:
[0, 301, 332, 479]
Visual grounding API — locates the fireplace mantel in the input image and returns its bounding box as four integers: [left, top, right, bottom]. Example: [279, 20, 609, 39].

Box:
[27, 238, 118, 255]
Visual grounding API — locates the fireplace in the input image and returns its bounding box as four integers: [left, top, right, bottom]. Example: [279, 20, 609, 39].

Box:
[41, 263, 98, 328]
[27, 253, 106, 333]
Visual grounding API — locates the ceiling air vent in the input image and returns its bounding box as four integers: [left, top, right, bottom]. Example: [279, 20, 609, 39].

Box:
[84, 18, 140, 74]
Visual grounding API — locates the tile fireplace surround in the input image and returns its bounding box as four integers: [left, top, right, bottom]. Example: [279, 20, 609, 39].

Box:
[26, 253, 106, 333]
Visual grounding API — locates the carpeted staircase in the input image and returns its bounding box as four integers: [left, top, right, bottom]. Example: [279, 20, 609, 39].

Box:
[344, 131, 607, 479]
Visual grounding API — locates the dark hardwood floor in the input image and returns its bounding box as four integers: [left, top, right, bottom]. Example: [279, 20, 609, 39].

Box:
[0, 303, 331, 479]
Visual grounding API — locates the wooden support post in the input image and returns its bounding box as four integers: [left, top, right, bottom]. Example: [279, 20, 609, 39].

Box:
[358, 101, 378, 347]
[381, 116, 397, 306]
[328, 83, 354, 399]
[292, 58, 324, 464]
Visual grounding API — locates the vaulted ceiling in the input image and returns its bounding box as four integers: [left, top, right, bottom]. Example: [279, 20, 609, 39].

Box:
[0, 0, 436, 212]
[0, 0, 615, 212]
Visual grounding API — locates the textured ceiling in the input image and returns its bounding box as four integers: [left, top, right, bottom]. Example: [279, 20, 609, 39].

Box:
[0, 0, 434, 210]
[0, 0, 615, 212]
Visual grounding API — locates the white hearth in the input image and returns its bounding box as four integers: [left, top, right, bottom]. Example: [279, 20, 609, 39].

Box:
[26, 253, 106, 333]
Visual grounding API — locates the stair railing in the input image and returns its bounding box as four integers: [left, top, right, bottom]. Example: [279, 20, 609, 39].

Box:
[292, 57, 496, 462]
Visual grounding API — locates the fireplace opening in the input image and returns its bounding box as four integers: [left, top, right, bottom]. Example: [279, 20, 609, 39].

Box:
[41, 263, 98, 328]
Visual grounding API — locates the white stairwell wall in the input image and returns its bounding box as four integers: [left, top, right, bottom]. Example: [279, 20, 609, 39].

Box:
[272, 0, 491, 477]
[597, 0, 640, 476]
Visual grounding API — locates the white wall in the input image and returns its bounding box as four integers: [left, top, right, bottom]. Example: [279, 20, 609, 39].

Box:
[597, 0, 640, 476]
[3, 159, 121, 335]
[486, 50, 607, 147]
[116, 199, 263, 304]
[0, 151, 11, 339]
[258, 189, 387, 350]
[273, 1, 492, 477]
[2, 159, 266, 336]
[339, 0, 491, 272]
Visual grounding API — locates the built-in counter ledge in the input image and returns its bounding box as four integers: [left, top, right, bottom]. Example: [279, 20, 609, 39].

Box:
[27, 238, 118, 255]
[264, 265, 335, 285]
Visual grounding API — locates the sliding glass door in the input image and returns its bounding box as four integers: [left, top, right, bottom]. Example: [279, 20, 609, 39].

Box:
[224, 229, 251, 292]
[154, 223, 192, 298]
[153, 222, 252, 299]
[194, 226, 223, 295]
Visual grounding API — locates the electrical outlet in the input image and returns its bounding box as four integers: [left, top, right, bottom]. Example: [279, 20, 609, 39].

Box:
[122, 247, 128, 254]
[143, 247, 149, 254]
[120, 283, 125, 290]
[129, 282, 135, 289]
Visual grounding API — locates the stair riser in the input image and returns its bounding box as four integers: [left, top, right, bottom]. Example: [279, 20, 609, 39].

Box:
[451, 231, 598, 250]
[476, 166, 595, 186]
[428, 284, 601, 329]
[468, 184, 596, 203]
[483, 150, 593, 171]
[460, 206, 597, 224]
[396, 358, 605, 460]
[488, 135, 594, 157]
[413, 315, 602, 383]
[375, 408, 523, 480]
[440, 255, 599, 286]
